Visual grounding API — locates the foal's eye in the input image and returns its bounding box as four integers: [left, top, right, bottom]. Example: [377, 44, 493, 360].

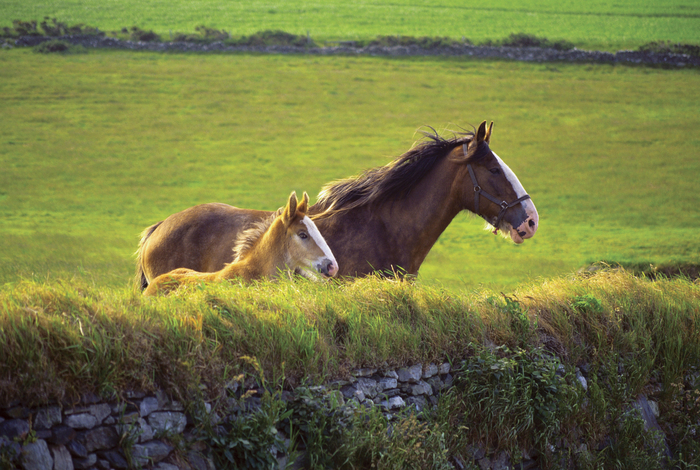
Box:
[489, 168, 501, 175]
[298, 232, 308, 240]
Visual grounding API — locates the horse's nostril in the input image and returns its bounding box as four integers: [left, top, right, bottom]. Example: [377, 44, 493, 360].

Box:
[528, 219, 536, 228]
[518, 231, 526, 237]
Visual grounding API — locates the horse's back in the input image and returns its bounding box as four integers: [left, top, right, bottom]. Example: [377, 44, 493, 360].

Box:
[138, 203, 271, 287]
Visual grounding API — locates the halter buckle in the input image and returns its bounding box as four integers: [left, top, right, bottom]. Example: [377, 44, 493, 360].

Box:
[500, 201, 509, 209]
[474, 186, 481, 192]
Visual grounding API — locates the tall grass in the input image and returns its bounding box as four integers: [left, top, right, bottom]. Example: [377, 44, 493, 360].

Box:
[1, 269, 698, 407]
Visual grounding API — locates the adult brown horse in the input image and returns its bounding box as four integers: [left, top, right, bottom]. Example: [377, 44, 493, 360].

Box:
[143, 191, 338, 296]
[135, 121, 538, 289]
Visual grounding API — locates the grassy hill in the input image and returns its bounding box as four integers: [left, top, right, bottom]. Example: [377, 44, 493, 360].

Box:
[1, 49, 699, 291]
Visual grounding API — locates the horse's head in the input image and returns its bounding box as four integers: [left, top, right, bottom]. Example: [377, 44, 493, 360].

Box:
[281, 191, 339, 279]
[455, 121, 539, 244]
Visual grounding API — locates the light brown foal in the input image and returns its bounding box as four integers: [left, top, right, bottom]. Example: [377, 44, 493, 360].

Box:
[143, 192, 338, 296]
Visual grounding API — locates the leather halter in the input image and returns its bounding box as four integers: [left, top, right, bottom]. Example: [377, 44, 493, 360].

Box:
[463, 143, 531, 230]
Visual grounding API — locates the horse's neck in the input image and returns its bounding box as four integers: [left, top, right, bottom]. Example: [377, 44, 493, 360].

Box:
[384, 158, 464, 269]
[312, 156, 465, 274]
[224, 222, 287, 279]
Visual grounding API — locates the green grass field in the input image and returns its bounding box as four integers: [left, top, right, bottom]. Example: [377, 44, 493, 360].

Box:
[2, 0, 700, 51]
[1, 49, 699, 291]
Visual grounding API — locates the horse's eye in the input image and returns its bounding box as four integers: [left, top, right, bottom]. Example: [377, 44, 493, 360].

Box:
[298, 232, 308, 240]
[489, 168, 501, 175]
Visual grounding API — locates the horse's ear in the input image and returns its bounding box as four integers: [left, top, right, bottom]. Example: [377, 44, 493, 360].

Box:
[476, 121, 488, 143]
[484, 121, 494, 144]
[282, 191, 298, 225]
[297, 192, 309, 215]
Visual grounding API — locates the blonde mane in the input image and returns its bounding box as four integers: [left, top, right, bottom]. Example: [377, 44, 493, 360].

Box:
[231, 207, 283, 262]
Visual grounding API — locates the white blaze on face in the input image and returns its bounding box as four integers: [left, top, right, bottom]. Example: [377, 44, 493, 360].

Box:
[492, 152, 539, 241]
[301, 216, 338, 275]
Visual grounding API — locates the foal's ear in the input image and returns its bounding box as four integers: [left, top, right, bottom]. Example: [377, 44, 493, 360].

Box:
[297, 192, 309, 216]
[484, 121, 494, 144]
[283, 191, 298, 225]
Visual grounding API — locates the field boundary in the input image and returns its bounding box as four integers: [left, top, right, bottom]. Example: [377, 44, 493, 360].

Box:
[10, 34, 700, 67]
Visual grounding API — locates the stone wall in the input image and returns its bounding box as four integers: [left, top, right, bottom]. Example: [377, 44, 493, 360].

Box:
[0, 362, 454, 470]
[8, 35, 700, 68]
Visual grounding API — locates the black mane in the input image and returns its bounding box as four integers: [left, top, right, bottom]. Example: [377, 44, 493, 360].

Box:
[315, 129, 477, 216]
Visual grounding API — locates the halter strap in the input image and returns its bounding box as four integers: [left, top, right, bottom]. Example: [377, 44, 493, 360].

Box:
[464, 144, 530, 229]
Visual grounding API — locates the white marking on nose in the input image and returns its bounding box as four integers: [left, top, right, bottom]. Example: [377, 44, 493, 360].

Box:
[301, 217, 338, 272]
[492, 152, 538, 218]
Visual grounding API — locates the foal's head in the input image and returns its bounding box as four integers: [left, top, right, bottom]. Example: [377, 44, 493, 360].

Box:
[454, 121, 539, 243]
[277, 191, 338, 279]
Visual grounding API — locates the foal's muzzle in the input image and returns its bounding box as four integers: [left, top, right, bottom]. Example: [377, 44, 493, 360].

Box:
[316, 259, 338, 278]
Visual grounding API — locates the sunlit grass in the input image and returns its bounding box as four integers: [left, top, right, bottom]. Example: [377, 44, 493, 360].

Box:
[1, 269, 698, 407]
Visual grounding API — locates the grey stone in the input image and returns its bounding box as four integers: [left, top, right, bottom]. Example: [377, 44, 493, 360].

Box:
[353, 390, 366, 402]
[95, 459, 111, 470]
[138, 418, 155, 442]
[89, 404, 112, 424]
[380, 388, 401, 398]
[20, 439, 54, 470]
[72, 453, 97, 469]
[576, 369, 588, 391]
[340, 385, 357, 400]
[378, 396, 405, 410]
[352, 367, 377, 378]
[156, 463, 180, 470]
[0, 419, 30, 440]
[648, 400, 660, 418]
[51, 445, 74, 470]
[148, 411, 187, 434]
[443, 373, 454, 388]
[492, 451, 510, 470]
[35, 430, 51, 440]
[401, 380, 432, 396]
[383, 370, 399, 379]
[427, 376, 444, 392]
[48, 425, 76, 445]
[378, 377, 397, 392]
[65, 413, 97, 430]
[99, 450, 129, 469]
[405, 396, 428, 411]
[477, 457, 491, 470]
[34, 406, 62, 430]
[79, 426, 119, 452]
[132, 440, 173, 466]
[397, 364, 422, 383]
[355, 378, 378, 399]
[439, 362, 451, 375]
[67, 439, 88, 458]
[140, 397, 160, 417]
[422, 363, 439, 379]
[466, 443, 486, 460]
